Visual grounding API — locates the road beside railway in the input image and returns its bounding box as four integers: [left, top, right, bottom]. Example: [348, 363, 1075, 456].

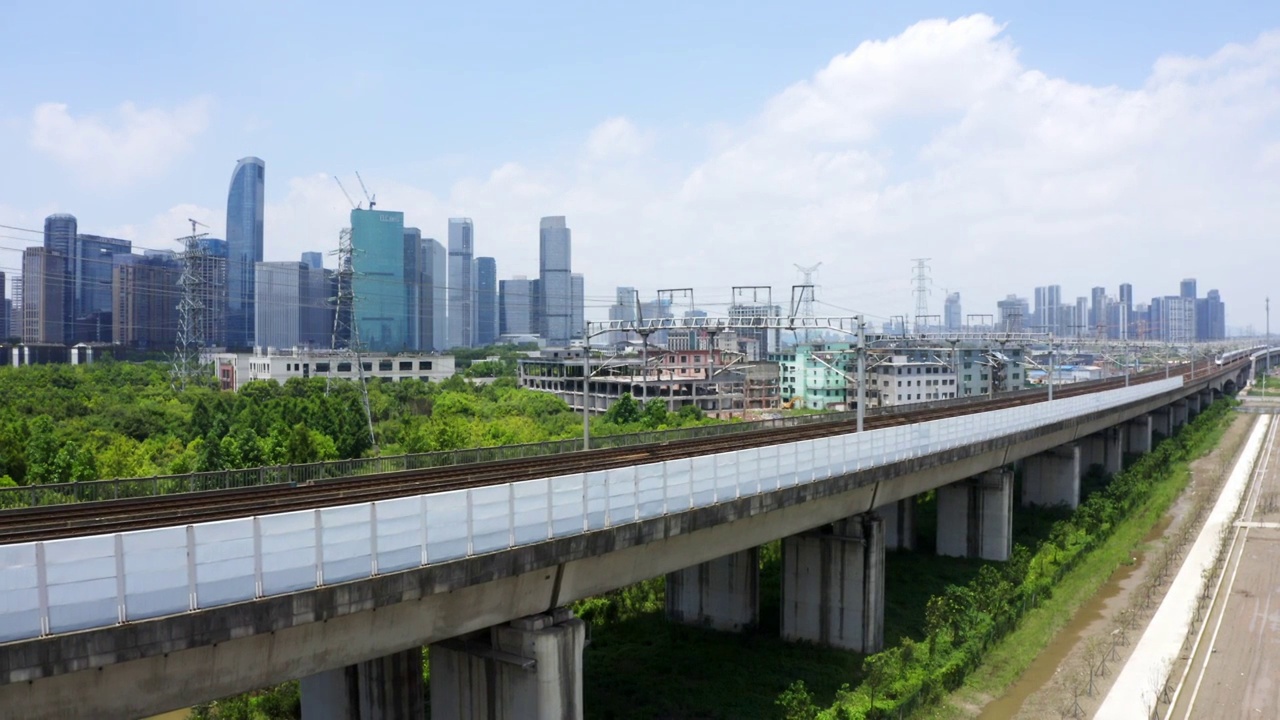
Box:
[1097, 413, 1274, 718]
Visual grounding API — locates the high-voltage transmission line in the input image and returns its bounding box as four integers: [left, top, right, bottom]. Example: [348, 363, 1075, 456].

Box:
[330, 178, 379, 453]
[171, 218, 210, 392]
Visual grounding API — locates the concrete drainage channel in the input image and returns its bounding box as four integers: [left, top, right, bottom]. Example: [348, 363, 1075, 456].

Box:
[1095, 414, 1274, 719]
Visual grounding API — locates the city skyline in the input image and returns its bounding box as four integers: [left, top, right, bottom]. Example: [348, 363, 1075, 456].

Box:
[1, 5, 1278, 329]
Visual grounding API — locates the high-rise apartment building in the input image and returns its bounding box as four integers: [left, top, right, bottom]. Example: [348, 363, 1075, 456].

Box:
[403, 227, 432, 350]
[112, 254, 180, 350]
[1073, 297, 1088, 337]
[447, 218, 474, 348]
[475, 257, 498, 346]
[1118, 283, 1134, 339]
[1151, 296, 1195, 343]
[1032, 287, 1047, 331]
[0, 272, 6, 339]
[21, 247, 66, 344]
[607, 286, 637, 348]
[499, 276, 536, 337]
[1180, 278, 1197, 300]
[192, 239, 229, 348]
[1196, 289, 1226, 341]
[1089, 286, 1106, 332]
[943, 292, 961, 330]
[41, 214, 76, 342]
[254, 261, 330, 350]
[226, 157, 266, 348]
[351, 208, 408, 352]
[427, 239, 446, 351]
[996, 295, 1029, 332]
[1046, 285, 1062, 334]
[539, 216, 572, 345]
[72, 233, 131, 343]
[571, 273, 584, 339]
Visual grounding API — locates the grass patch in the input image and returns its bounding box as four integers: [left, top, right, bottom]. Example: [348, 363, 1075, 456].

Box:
[921, 408, 1237, 718]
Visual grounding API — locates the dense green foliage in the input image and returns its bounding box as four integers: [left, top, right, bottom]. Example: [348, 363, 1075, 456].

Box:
[0, 361, 714, 491]
[778, 399, 1235, 719]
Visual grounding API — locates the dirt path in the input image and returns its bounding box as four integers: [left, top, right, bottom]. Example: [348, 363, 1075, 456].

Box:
[991, 412, 1256, 719]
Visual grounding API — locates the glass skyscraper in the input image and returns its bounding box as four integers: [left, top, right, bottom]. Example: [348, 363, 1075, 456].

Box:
[42, 213, 76, 342]
[72, 233, 131, 342]
[499, 276, 535, 336]
[475, 257, 497, 346]
[427, 238, 446, 351]
[447, 218, 474, 348]
[226, 157, 265, 348]
[351, 208, 408, 352]
[539, 216, 572, 345]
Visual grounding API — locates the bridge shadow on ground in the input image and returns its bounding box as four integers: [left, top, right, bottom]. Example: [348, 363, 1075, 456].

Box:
[575, 492, 1078, 719]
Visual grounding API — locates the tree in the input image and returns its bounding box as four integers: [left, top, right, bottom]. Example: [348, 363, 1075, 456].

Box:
[194, 432, 224, 472]
[677, 404, 705, 423]
[284, 423, 320, 465]
[24, 415, 62, 485]
[603, 393, 642, 425]
[642, 399, 670, 429]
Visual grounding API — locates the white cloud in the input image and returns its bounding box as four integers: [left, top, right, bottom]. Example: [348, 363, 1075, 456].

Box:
[129, 16, 1280, 329]
[29, 97, 212, 187]
[105, 203, 221, 253]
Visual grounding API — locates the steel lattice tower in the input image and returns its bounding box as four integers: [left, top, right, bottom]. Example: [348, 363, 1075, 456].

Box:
[172, 227, 210, 391]
[329, 227, 378, 452]
[911, 258, 932, 333]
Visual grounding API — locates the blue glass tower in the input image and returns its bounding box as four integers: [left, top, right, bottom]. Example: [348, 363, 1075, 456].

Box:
[351, 208, 408, 351]
[475, 257, 497, 346]
[225, 157, 265, 348]
[43, 213, 76, 342]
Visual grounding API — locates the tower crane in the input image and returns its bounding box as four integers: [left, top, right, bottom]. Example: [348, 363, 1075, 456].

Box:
[355, 171, 376, 210]
[333, 176, 360, 210]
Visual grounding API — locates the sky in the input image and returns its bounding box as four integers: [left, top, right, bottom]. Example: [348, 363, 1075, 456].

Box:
[2, 0, 1279, 332]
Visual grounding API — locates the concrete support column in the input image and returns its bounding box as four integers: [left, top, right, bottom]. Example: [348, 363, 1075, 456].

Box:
[878, 497, 916, 551]
[1151, 407, 1173, 438]
[936, 469, 1013, 561]
[781, 514, 884, 654]
[666, 547, 759, 631]
[430, 608, 585, 720]
[1022, 444, 1082, 509]
[1078, 434, 1105, 473]
[1186, 393, 1201, 417]
[1200, 389, 1214, 410]
[1172, 400, 1189, 429]
[301, 647, 424, 720]
[1102, 427, 1123, 476]
[1127, 414, 1153, 455]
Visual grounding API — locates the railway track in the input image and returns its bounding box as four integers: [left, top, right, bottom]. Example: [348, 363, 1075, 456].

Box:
[0, 363, 1227, 544]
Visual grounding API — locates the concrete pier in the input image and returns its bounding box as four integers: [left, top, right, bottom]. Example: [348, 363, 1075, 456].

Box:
[300, 647, 423, 720]
[1127, 414, 1154, 455]
[878, 497, 916, 551]
[666, 547, 759, 631]
[781, 515, 884, 654]
[1172, 400, 1189, 429]
[430, 609, 585, 720]
[1151, 407, 1174, 439]
[1022, 444, 1081, 509]
[937, 469, 1013, 561]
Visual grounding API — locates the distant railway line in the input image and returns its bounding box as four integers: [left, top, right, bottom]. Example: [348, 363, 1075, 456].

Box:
[0, 360, 1236, 544]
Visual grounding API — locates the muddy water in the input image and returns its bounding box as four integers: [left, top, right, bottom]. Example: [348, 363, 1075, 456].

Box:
[144, 710, 190, 720]
[977, 514, 1174, 719]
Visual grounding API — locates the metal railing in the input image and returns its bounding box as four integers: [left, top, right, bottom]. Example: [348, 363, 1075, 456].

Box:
[0, 373, 1167, 510]
[0, 378, 1185, 642]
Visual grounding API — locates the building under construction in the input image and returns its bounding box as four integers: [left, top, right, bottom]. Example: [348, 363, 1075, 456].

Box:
[518, 347, 780, 418]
